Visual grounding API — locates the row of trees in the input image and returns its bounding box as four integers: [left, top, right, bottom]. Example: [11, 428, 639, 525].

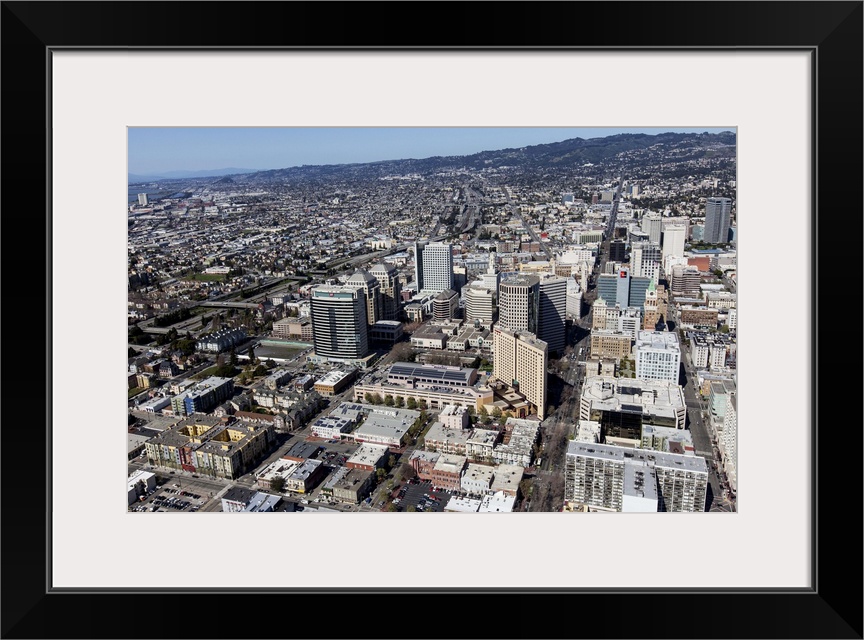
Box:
[363, 392, 429, 411]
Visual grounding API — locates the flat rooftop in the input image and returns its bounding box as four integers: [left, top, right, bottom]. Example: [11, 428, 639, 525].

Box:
[566, 441, 708, 474]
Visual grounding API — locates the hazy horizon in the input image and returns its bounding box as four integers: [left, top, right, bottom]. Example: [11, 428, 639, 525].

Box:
[128, 127, 734, 178]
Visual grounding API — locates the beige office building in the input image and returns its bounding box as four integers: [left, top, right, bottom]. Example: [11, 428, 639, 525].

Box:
[492, 326, 548, 420]
[589, 330, 632, 360]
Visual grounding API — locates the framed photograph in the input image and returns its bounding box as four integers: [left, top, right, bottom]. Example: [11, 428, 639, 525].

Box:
[2, 2, 860, 638]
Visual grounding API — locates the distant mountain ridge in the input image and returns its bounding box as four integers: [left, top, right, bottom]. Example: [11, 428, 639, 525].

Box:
[128, 131, 736, 185]
[128, 167, 258, 183]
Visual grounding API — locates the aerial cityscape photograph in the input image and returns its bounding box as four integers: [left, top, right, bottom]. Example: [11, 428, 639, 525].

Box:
[127, 127, 738, 514]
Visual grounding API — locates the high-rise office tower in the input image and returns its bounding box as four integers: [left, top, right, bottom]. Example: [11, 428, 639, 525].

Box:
[310, 285, 369, 360]
[662, 224, 687, 262]
[631, 242, 662, 282]
[627, 276, 651, 311]
[370, 262, 401, 321]
[615, 267, 631, 308]
[417, 241, 453, 294]
[492, 327, 548, 420]
[462, 284, 496, 327]
[566, 278, 583, 319]
[538, 275, 567, 355]
[597, 270, 652, 312]
[642, 212, 663, 244]
[498, 274, 540, 334]
[609, 239, 627, 262]
[433, 289, 459, 322]
[413, 240, 428, 291]
[704, 197, 732, 244]
[137, 193, 148, 206]
[346, 269, 382, 326]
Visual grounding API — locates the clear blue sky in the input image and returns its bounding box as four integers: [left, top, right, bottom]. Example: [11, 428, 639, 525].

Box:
[128, 127, 733, 176]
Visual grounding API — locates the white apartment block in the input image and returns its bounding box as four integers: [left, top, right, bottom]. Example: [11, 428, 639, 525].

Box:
[722, 392, 737, 494]
[634, 331, 681, 384]
[565, 441, 707, 512]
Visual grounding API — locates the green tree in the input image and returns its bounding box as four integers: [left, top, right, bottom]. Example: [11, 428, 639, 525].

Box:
[371, 393, 383, 405]
[376, 468, 387, 482]
[386, 502, 398, 512]
[388, 454, 397, 469]
[229, 347, 238, 366]
[492, 406, 502, 419]
[365, 392, 375, 404]
[247, 345, 256, 363]
[406, 397, 417, 410]
[406, 505, 417, 512]
[269, 477, 285, 493]
[384, 394, 395, 406]
[394, 396, 405, 408]
[418, 399, 427, 410]
[253, 364, 268, 377]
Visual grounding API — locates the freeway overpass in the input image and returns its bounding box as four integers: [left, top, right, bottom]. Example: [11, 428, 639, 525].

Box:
[198, 301, 260, 310]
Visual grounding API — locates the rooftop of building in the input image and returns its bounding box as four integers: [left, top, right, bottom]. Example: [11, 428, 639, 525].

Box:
[288, 458, 323, 481]
[316, 369, 354, 386]
[425, 422, 473, 446]
[499, 273, 540, 287]
[635, 331, 680, 350]
[347, 443, 390, 467]
[566, 441, 708, 474]
[346, 269, 378, 284]
[581, 376, 685, 410]
[433, 453, 468, 474]
[409, 450, 441, 464]
[622, 459, 660, 501]
[490, 464, 523, 492]
[478, 491, 516, 513]
[332, 467, 374, 491]
[467, 429, 499, 446]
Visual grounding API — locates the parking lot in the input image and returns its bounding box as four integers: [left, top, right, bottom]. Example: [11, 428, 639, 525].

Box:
[396, 479, 449, 512]
[128, 472, 226, 513]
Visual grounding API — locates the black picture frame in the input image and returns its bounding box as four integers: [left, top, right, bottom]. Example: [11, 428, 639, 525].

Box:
[2, 2, 861, 638]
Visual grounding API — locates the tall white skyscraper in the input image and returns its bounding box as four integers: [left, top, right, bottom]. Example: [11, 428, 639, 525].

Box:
[704, 197, 732, 244]
[642, 212, 663, 244]
[419, 242, 453, 294]
[566, 278, 583, 319]
[137, 193, 148, 206]
[662, 224, 686, 262]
